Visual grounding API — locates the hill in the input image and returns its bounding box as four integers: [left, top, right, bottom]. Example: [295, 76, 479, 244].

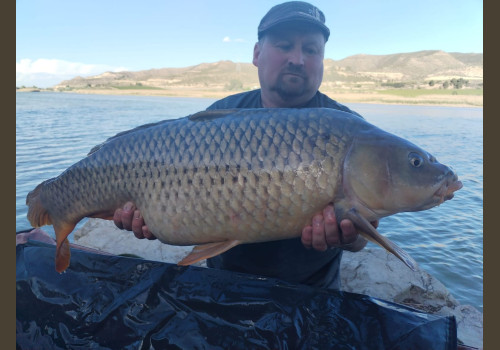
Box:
[52, 50, 483, 106]
[55, 60, 260, 92]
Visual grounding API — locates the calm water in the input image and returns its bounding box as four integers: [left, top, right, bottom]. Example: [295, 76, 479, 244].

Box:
[16, 92, 483, 312]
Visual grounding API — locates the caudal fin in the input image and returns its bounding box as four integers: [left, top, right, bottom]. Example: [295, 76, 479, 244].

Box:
[26, 180, 76, 273]
[26, 180, 53, 227]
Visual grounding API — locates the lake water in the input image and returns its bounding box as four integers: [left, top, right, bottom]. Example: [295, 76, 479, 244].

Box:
[16, 92, 483, 312]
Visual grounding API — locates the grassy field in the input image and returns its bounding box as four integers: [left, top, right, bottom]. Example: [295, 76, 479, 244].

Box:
[317, 87, 483, 107]
[377, 88, 483, 98]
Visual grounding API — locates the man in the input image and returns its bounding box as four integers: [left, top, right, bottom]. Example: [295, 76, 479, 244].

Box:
[114, 1, 376, 289]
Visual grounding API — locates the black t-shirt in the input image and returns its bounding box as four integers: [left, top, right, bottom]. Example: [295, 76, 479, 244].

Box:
[205, 89, 362, 289]
[207, 89, 363, 118]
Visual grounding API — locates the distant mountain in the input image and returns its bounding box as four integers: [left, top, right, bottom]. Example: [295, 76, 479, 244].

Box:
[323, 51, 482, 82]
[55, 60, 260, 91]
[54, 50, 482, 91]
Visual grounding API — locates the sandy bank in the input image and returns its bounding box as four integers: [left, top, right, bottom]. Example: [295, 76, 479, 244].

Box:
[33, 87, 483, 108]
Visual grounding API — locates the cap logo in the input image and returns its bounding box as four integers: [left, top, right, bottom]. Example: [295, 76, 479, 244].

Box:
[308, 7, 321, 20]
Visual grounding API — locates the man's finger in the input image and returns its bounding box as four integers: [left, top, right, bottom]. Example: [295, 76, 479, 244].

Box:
[339, 219, 358, 245]
[142, 226, 157, 240]
[132, 210, 145, 238]
[323, 205, 340, 247]
[120, 202, 135, 231]
[311, 215, 328, 251]
[301, 226, 313, 249]
[113, 209, 124, 229]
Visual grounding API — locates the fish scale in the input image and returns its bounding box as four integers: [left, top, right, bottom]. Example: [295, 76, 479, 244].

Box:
[113, 111, 329, 236]
[26, 108, 462, 272]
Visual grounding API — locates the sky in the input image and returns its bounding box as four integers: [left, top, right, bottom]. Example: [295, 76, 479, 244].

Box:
[16, 0, 483, 88]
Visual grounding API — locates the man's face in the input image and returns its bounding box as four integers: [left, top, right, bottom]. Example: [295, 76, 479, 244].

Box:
[253, 24, 326, 107]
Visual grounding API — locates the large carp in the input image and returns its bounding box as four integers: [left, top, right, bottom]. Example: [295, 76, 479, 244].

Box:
[26, 108, 462, 273]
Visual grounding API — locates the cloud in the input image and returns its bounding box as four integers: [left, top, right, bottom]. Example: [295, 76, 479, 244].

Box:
[16, 58, 128, 88]
[222, 37, 246, 43]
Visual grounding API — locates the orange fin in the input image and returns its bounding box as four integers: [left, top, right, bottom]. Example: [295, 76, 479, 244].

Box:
[55, 237, 71, 273]
[26, 180, 53, 227]
[54, 222, 76, 273]
[177, 240, 241, 266]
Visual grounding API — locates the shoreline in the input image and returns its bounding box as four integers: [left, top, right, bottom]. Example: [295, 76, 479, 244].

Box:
[17, 88, 483, 108]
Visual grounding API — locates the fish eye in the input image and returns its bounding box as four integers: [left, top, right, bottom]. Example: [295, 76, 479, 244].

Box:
[408, 152, 424, 168]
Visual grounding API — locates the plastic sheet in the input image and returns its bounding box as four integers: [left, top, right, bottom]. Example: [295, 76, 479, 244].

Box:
[16, 239, 457, 349]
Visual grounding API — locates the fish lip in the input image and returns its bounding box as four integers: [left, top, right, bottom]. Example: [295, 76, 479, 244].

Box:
[434, 179, 463, 203]
[444, 180, 463, 200]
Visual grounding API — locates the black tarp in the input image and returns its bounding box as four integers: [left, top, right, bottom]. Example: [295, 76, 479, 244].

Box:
[16, 239, 457, 350]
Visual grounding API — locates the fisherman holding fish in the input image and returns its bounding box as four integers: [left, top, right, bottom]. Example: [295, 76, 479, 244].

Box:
[114, 1, 376, 289]
[26, 0, 461, 278]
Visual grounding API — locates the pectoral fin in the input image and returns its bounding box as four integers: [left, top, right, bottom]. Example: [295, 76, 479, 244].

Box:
[345, 208, 418, 271]
[177, 240, 241, 266]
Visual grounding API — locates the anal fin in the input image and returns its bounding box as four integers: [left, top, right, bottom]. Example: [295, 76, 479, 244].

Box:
[177, 240, 241, 266]
[345, 208, 418, 271]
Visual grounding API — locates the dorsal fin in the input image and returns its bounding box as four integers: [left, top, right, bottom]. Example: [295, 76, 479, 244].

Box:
[87, 119, 175, 156]
[188, 109, 240, 122]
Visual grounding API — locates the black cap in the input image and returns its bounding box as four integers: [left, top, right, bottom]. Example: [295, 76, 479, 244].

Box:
[258, 1, 330, 41]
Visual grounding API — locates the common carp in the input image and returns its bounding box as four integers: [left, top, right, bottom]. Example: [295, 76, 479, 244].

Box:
[26, 108, 462, 273]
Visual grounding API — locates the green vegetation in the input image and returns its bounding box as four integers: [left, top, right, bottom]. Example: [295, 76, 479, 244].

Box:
[377, 88, 482, 98]
[16, 85, 38, 89]
[449, 78, 469, 89]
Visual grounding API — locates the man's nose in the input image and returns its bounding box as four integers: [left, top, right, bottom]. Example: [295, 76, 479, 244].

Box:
[288, 48, 305, 66]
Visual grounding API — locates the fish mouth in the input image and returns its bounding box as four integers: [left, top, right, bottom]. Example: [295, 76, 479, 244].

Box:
[434, 177, 463, 204]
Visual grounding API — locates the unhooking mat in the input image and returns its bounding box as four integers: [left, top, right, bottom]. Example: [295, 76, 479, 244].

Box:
[16, 239, 457, 349]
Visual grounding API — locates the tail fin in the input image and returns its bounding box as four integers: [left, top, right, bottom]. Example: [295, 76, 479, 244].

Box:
[26, 180, 53, 227]
[26, 179, 75, 273]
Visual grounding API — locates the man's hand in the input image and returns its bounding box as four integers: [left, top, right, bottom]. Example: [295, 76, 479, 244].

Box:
[301, 204, 377, 252]
[113, 202, 156, 240]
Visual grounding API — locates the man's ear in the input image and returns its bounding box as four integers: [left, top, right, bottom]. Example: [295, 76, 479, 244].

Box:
[252, 42, 261, 67]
